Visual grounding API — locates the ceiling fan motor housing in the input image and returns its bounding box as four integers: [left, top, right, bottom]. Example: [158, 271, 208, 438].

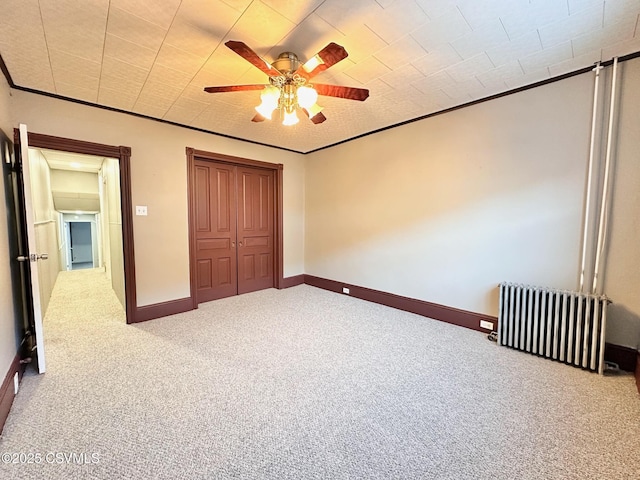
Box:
[273, 52, 300, 74]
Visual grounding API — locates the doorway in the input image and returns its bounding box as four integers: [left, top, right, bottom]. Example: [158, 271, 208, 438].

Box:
[187, 148, 284, 306]
[14, 129, 136, 323]
[69, 221, 93, 269]
[65, 217, 97, 270]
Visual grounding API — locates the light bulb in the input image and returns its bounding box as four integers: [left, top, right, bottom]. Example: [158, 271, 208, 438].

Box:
[297, 86, 318, 108]
[282, 110, 299, 126]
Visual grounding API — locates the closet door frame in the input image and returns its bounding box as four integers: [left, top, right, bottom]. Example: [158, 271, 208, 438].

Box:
[186, 148, 284, 308]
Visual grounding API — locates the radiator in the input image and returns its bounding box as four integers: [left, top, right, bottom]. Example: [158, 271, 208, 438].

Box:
[498, 283, 608, 374]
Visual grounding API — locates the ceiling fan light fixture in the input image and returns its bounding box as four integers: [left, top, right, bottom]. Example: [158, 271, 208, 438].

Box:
[297, 85, 318, 108]
[255, 102, 277, 120]
[205, 41, 369, 126]
[282, 109, 299, 126]
[255, 86, 279, 119]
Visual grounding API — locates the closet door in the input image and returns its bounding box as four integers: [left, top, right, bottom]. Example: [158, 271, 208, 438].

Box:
[194, 160, 237, 301]
[237, 166, 275, 294]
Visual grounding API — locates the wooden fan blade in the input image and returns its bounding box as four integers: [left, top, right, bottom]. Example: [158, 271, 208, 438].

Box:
[310, 112, 327, 124]
[225, 40, 282, 77]
[251, 113, 266, 122]
[204, 84, 266, 93]
[313, 84, 369, 101]
[301, 108, 327, 124]
[296, 43, 348, 79]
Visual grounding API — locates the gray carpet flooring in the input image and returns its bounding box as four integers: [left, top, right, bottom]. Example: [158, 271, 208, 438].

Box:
[0, 269, 638, 479]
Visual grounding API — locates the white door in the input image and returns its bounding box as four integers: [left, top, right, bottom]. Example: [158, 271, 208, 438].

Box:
[16, 124, 47, 373]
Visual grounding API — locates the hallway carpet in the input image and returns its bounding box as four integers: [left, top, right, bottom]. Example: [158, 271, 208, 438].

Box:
[0, 269, 638, 479]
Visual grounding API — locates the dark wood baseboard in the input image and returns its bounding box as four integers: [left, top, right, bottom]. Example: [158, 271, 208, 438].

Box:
[636, 353, 640, 394]
[603, 343, 638, 373]
[303, 275, 497, 333]
[132, 273, 305, 323]
[281, 274, 305, 289]
[0, 355, 23, 435]
[133, 297, 195, 323]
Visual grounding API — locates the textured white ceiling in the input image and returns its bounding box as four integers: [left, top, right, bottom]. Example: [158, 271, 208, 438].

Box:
[1, 0, 639, 153]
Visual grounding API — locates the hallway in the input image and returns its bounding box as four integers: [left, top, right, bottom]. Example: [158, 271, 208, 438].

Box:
[36, 268, 125, 373]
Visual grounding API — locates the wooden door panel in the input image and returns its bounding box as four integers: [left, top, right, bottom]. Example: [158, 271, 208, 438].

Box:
[216, 257, 232, 286]
[237, 166, 274, 294]
[240, 172, 254, 231]
[195, 166, 211, 232]
[259, 253, 270, 278]
[241, 255, 255, 280]
[195, 160, 237, 302]
[197, 238, 230, 250]
[244, 236, 269, 247]
[258, 174, 270, 230]
[216, 168, 232, 232]
[197, 259, 212, 289]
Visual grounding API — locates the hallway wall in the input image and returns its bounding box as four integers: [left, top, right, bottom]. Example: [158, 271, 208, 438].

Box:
[100, 158, 125, 308]
[26, 149, 61, 316]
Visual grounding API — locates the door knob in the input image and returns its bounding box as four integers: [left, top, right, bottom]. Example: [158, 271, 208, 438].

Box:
[239, 242, 243, 247]
[231, 242, 235, 247]
[38, 253, 49, 260]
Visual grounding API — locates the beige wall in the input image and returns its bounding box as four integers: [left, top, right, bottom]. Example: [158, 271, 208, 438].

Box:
[306, 58, 640, 349]
[27, 149, 61, 316]
[0, 74, 18, 379]
[601, 58, 640, 348]
[11, 91, 305, 307]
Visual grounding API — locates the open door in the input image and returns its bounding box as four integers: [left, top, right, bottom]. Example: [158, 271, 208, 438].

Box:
[13, 124, 48, 373]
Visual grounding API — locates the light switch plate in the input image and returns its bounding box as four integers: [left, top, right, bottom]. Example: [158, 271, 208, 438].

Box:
[136, 206, 148, 216]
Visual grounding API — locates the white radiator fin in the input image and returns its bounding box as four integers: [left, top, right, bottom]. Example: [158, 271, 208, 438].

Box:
[498, 283, 608, 374]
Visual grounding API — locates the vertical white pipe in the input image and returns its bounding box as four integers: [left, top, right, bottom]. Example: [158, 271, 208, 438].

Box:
[598, 300, 607, 375]
[592, 57, 619, 294]
[579, 63, 602, 293]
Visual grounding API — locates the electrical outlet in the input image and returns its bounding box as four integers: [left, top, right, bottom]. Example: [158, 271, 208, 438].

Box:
[342, 287, 350, 294]
[13, 372, 19, 395]
[135, 205, 148, 216]
[480, 320, 494, 330]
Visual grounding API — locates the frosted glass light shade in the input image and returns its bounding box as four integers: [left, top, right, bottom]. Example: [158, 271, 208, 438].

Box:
[282, 110, 299, 126]
[255, 102, 277, 119]
[255, 86, 280, 119]
[297, 86, 318, 108]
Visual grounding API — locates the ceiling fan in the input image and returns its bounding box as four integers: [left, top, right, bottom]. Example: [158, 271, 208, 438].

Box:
[204, 40, 370, 126]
